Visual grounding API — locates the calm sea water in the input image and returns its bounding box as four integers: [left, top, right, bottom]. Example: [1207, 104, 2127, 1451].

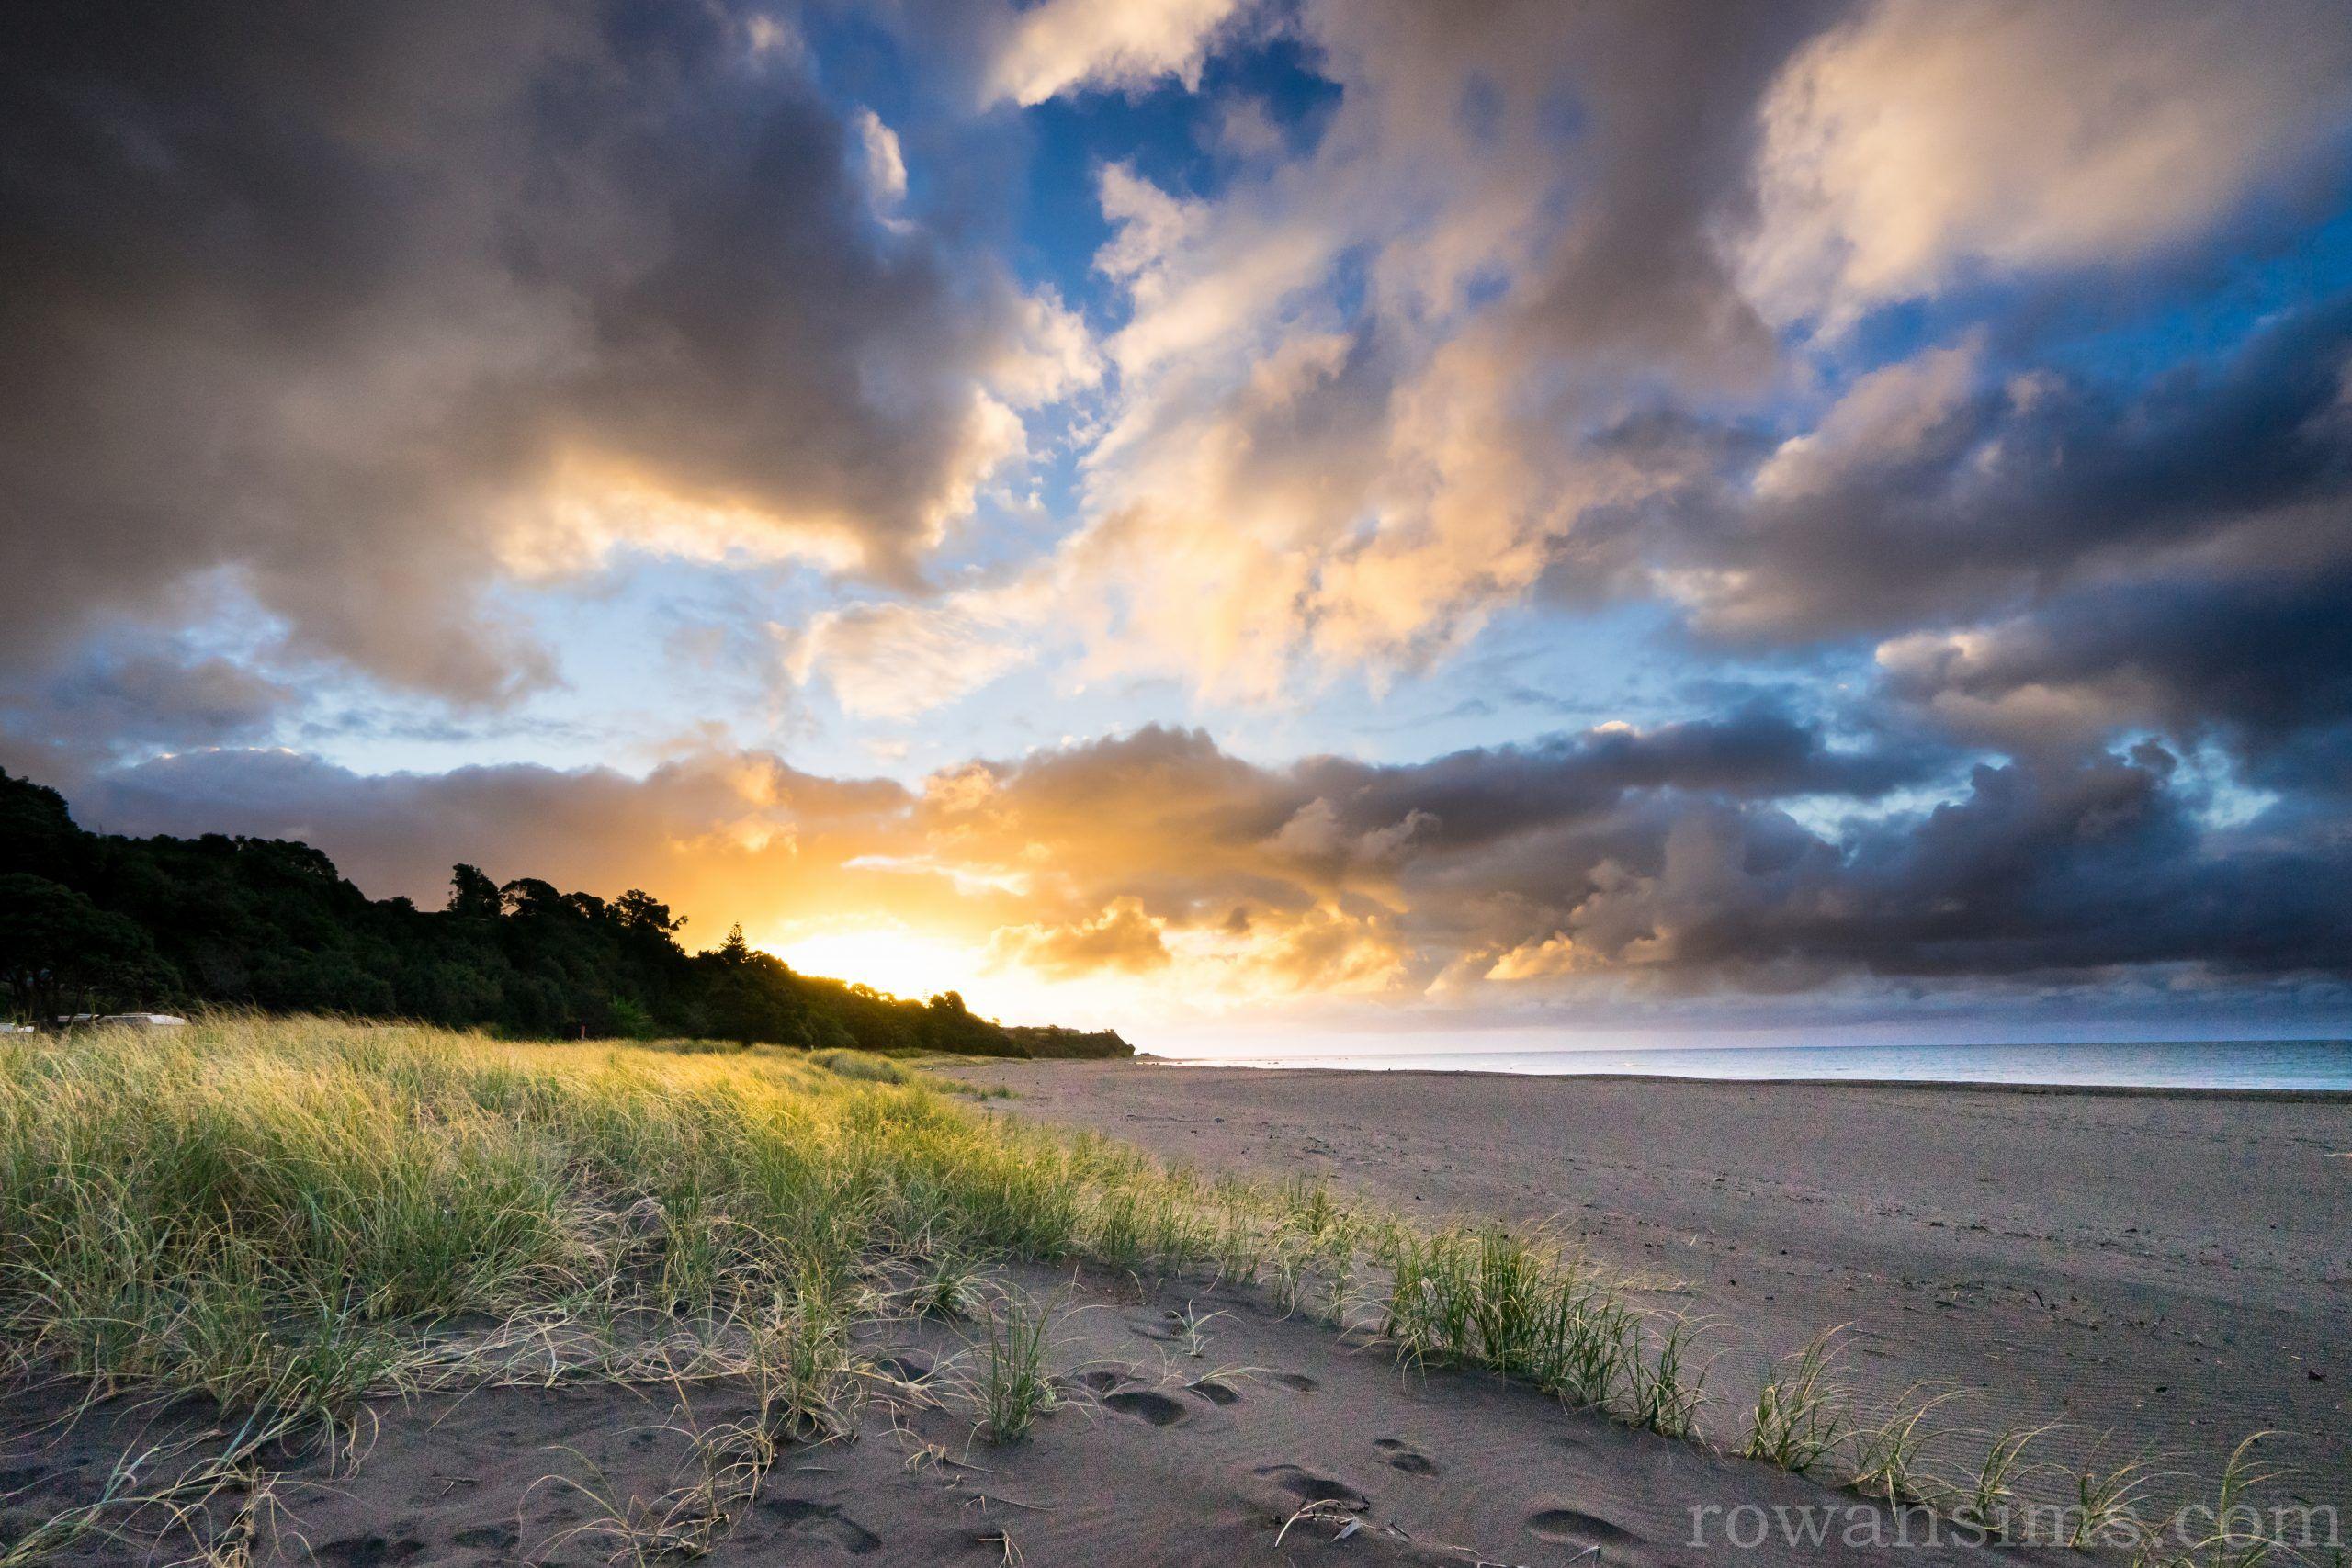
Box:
[1148, 1039, 2352, 1090]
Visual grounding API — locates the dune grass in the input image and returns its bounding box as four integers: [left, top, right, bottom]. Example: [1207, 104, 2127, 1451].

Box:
[968, 1292, 1060, 1444]
[0, 1017, 2327, 1564]
[1743, 1326, 1851, 1475]
[808, 1047, 911, 1084]
[0, 1020, 1143, 1426]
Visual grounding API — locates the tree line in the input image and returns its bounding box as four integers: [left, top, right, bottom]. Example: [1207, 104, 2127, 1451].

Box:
[0, 769, 1128, 1058]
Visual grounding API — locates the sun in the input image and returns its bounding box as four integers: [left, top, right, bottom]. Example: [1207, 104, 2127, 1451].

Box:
[768, 922, 998, 1009]
[765, 919, 1148, 1029]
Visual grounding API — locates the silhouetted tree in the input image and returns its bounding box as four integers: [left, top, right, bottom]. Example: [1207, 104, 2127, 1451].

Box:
[447, 863, 502, 919]
[0, 873, 175, 1021]
[614, 889, 682, 936]
[0, 767, 1132, 1058]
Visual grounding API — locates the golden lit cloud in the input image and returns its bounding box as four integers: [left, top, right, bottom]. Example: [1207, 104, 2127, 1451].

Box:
[784, 590, 1043, 719]
[984, 897, 1171, 979]
[1744, 0, 2352, 329]
[984, 0, 1249, 107]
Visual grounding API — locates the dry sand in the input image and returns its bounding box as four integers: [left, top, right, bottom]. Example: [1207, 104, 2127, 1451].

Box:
[945, 1062, 2352, 1510]
[9, 1264, 2090, 1567]
[6, 1065, 2345, 1566]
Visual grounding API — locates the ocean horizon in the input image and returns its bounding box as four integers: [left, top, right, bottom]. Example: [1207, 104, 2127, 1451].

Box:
[1144, 1037, 2352, 1091]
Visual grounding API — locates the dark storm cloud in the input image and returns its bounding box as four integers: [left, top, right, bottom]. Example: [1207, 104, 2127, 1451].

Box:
[1681, 295, 2352, 643]
[1659, 295, 2352, 810]
[1357, 746, 2350, 987]
[1498, 0, 1849, 386]
[0, 642, 297, 790]
[56, 715, 2350, 997]
[1763, 750, 2350, 980]
[0, 0, 1042, 700]
[14, 650, 293, 752]
[1880, 566, 2352, 762]
[914, 706, 1935, 896]
[1289, 704, 1936, 856]
[929, 719, 2352, 990]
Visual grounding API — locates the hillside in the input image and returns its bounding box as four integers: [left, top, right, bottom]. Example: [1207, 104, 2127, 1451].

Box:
[0, 769, 1129, 1058]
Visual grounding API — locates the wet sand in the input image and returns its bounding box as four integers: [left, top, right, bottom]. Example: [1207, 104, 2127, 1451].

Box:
[944, 1061, 2352, 1506]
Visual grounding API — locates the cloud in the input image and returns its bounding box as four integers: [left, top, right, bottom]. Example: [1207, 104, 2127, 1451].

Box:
[852, 107, 910, 214]
[986, 897, 1171, 977]
[848, 0, 2352, 729]
[0, 0, 1069, 702]
[867, 0, 1838, 710]
[783, 591, 1041, 719]
[15, 5, 2352, 1032]
[45, 706, 2349, 1021]
[983, 0, 1252, 106]
[36, 0, 2325, 748]
[0, 643, 297, 785]
[70, 747, 919, 931]
[1749, 336, 1984, 502]
[1878, 567, 2352, 769]
[1696, 296, 2352, 644]
[1745, 0, 2352, 329]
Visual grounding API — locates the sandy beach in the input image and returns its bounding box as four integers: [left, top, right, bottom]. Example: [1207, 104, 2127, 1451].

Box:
[946, 1061, 2352, 1508]
[8, 1030, 2346, 1566]
[14, 1262, 2103, 1568]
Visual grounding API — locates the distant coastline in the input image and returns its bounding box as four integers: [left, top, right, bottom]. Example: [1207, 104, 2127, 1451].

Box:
[1144, 1037, 2352, 1091]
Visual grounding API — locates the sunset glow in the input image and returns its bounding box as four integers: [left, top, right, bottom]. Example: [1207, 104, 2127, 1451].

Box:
[6, 11, 2346, 1554]
[772, 925, 995, 1010]
[5, 0, 2348, 1049]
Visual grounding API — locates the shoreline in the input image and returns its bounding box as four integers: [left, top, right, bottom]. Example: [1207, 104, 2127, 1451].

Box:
[1131, 1058, 2352, 1101]
[949, 1056, 2352, 1506]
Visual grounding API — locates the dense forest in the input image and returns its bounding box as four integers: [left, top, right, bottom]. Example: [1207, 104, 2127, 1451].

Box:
[0, 769, 1128, 1058]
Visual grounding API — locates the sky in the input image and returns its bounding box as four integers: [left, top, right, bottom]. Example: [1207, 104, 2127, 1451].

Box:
[6, 0, 2352, 1052]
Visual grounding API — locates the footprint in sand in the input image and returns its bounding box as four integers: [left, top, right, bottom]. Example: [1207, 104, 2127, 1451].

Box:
[451, 1523, 519, 1551]
[1262, 1371, 1318, 1393]
[1373, 1438, 1438, 1475]
[1102, 1389, 1190, 1426]
[1255, 1465, 1368, 1510]
[763, 1498, 882, 1555]
[1527, 1506, 1642, 1551]
[315, 1536, 428, 1566]
[1069, 1368, 1127, 1393]
[1185, 1377, 1241, 1404]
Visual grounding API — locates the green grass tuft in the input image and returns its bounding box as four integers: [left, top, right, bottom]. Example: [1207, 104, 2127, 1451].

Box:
[1743, 1327, 1850, 1474]
[809, 1047, 911, 1083]
[968, 1292, 1059, 1443]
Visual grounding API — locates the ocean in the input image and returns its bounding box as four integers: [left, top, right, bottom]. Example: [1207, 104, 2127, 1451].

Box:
[1145, 1038, 2352, 1090]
